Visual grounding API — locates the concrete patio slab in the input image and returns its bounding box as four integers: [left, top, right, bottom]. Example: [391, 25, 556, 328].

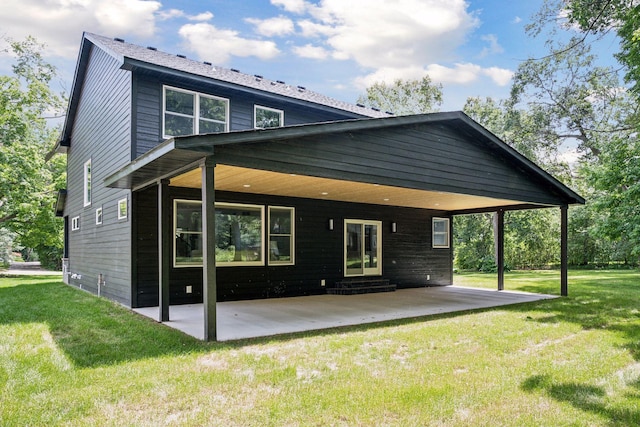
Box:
[134, 286, 556, 341]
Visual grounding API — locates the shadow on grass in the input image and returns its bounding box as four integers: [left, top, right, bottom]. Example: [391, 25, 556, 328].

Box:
[522, 375, 640, 425]
[0, 278, 226, 368]
[512, 271, 640, 425]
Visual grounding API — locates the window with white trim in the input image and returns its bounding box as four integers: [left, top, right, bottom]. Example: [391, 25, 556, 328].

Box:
[83, 159, 91, 206]
[268, 206, 294, 265]
[71, 216, 80, 231]
[118, 198, 128, 220]
[432, 217, 450, 248]
[163, 86, 229, 137]
[174, 200, 203, 267]
[95, 207, 103, 225]
[254, 105, 284, 129]
[174, 201, 295, 268]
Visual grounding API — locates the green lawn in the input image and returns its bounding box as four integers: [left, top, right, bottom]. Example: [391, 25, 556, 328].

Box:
[1, 270, 639, 426]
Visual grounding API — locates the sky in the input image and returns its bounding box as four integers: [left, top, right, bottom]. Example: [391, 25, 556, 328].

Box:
[0, 0, 560, 112]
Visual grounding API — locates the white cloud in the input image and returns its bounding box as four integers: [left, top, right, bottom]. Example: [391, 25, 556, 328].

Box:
[482, 67, 514, 86]
[296, 0, 479, 69]
[245, 16, 295, 37]
[158, 9, 213, 21]
[271, 0, 309, 14]
[292, 44, 330, 59]
[353, 63, 513, 90]
[297, 19, 336, 38]
[179, 23, 281, 64]
[479, 34, 504, 58]
[512, 16, 522, 24]
[0, 0, 161, 58]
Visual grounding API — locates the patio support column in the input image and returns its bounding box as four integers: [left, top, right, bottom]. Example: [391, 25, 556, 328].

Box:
[158, 179, 171, 322]
[496, 209, 505, 291]
[561, 205, 568, 296]
[201, 157, 217, 341]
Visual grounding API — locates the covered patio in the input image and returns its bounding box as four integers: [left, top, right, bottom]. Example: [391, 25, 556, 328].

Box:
[134, 285, 556, 341]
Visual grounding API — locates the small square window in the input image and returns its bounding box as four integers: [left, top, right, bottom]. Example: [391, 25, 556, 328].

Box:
[254, 105, 284, 129]
[432, 217, 450, 248]
[71, 216, 80, 231]
[95, 207, 103, 225]
[118, 198, 128, 220]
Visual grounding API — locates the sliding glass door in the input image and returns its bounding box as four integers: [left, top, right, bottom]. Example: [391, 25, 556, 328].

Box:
[344, 220, 382, 277]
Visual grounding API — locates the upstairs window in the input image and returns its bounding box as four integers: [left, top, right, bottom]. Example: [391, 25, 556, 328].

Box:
[83, 159, 91, 207]
[254, 105, 284, 129]
[163, 86, 229, 138]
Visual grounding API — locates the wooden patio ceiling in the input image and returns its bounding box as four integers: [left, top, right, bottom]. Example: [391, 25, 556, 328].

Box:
[170, 164, 528, 211]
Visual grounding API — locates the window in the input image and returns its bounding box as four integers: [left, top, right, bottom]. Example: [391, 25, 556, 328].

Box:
[173, 201, 267, 267]
[268, 206, 294, 265]
[254, 105, 284, 129]
[163, 86, 229, 137]
[83, 159, 91, 206]
[95, 207, 103, 225]
[216, 203, 264, 266]
[432, 217, 450, 248]
[118, 198, 128, 220]
[174, 200, 203, 267]
[71, 216, 80, 231]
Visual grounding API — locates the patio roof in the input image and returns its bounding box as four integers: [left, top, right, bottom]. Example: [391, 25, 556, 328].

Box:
[133, 286, 557, 341]
[105, 112, 584, 212]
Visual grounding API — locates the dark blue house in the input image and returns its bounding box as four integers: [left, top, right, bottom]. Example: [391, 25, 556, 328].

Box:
[51, 32, 583, 340]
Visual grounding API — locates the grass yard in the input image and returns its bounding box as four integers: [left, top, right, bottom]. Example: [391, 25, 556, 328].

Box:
[1, 270, 639, 426]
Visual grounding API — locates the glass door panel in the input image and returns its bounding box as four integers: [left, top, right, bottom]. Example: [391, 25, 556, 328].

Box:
[346, 222, 363, 275]
[345, 220, 382, 277]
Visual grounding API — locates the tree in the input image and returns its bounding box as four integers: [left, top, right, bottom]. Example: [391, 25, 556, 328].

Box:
[0, 36, 65, 269]
[356, 76, 443, 115]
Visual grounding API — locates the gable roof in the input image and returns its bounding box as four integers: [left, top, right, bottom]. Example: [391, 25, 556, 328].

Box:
[105, 111, 585, 208]
[48, 32, 388, 159]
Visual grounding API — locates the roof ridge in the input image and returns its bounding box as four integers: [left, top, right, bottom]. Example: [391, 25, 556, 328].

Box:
[84, 32, 390, 118]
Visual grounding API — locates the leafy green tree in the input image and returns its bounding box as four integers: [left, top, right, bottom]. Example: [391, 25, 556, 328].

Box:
[356, 76, 443, 115]
[0, 36, 65, 269]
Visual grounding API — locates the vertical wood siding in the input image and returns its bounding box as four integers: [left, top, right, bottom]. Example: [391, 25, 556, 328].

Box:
[65, 46, 133, 306]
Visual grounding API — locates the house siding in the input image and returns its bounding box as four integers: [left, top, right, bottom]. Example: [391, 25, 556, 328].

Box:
[134, 189, 451, 306]
[213, 123, 568, 206]
[64, 45, 133, 306]
[132, 74, 366, 158]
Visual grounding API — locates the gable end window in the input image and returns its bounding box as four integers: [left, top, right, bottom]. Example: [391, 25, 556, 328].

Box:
[432, 217, 450, 248]
[95, 207, 103, 225]
[254, 105, 284, 129]
[163, 86, 229, 138]
[83, 159, 91, 207]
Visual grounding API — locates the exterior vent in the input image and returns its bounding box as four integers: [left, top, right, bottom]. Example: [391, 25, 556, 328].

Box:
[147, 46, 157, 51]
[386, 111, 394, 115]
[356, 103, 365, 108]
[176, 54, 186, 59]
[276, 80, 286, 84]
[297, 85, 306, 91]
[372, 107, 380, 111]
[254, 74, 263, 80]
[114, 37, 125, 42]
[270, 81, 277, 86]
[231, 68, 240, 73]
[203, 61, 212, 66]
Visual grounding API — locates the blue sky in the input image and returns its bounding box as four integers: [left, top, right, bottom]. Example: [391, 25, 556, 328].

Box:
[0, 0, 613, 111]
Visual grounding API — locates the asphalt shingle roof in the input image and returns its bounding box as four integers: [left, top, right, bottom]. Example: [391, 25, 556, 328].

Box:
[85, 32, 390, 119]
